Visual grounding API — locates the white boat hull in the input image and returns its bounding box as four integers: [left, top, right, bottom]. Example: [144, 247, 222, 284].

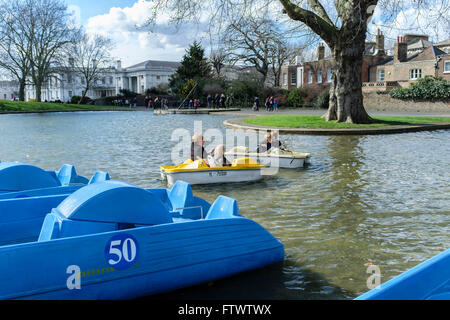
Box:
[164, 169, 264, 186]
[225, 154, 310, 169]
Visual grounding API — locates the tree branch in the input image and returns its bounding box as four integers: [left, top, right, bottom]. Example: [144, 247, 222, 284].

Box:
[279, 0, 338, 45]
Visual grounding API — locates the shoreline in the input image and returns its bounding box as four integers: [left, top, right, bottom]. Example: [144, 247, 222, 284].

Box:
[0, 108, 134, 115]
[223, 117, 450, 135]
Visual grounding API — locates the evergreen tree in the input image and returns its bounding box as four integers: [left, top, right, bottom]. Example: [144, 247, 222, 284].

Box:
[169, 41, 211, 94]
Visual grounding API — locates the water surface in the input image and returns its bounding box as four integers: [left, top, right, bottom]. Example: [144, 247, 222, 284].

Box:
[0, 111, 449, 299]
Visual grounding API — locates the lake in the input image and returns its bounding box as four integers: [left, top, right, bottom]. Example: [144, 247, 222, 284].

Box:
[0, 111, 449, 300]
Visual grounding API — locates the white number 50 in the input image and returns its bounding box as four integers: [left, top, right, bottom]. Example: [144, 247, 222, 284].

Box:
[108, 238, 137, 265]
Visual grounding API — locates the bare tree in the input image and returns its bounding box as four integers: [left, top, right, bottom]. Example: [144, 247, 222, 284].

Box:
[146, 0, 449, 124]
[269, 42, 303, 87]
[0, 1, 32, 101]
[64, 32, 113, 104]
[221, 17, 282, 85]
[21, 0, 78, 102]
[209, 51, 228, 77]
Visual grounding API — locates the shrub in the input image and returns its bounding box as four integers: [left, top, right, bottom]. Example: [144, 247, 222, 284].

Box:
[389, 76, 450, 101]
[71, 96, 92, 104]
[314, 90, 330, 109]
[286, 88, 305, 108]
[226, 79, 261, 108]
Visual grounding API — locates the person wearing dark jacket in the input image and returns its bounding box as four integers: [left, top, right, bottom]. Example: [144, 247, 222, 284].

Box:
[191, 134, 209, 165]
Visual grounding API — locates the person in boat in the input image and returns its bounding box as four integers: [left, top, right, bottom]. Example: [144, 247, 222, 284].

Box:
[208, 144, 231, 168]
[191, 134, 209, 165]
[270, 131, 291, 152]
[256, 133, 272, 153]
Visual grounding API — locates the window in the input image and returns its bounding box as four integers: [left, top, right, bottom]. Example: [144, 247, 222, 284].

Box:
[291, 72, 297, 86]
[308, 69, 313, 84]
[68, 91, 73, 97]
[283, 73, 287, 86]
[317, 68, 322, 83]
[378, 69, 385, 81]
[409, 69, 422, 80]
[327, 67, 332, 82]
[444, 61, 450, 73]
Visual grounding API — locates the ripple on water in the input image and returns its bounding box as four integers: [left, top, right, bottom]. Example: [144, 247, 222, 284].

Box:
[0, 112, 449, 299]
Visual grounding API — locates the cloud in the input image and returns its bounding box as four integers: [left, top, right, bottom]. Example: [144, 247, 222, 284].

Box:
[368, 3, 450, 47]
[67, 4, 82, 28]
[85, 0, 210, 66]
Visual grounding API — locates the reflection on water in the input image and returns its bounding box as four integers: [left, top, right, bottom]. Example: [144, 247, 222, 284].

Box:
[1, 111, 449, 300]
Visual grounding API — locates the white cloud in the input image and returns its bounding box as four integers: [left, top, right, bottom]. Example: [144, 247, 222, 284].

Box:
[85, 0, 210, 66]
[67, 4, 82, 29]
[368, 4, 450, 47]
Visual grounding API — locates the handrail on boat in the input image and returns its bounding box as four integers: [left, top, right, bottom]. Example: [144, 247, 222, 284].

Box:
[175, 205, 205, 220]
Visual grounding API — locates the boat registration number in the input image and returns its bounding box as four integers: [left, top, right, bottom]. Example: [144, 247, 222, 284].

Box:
[209, 171, 228, 177]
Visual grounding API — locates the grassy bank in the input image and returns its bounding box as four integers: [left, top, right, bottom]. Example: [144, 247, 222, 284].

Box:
[0, 100, 125, 113]
[242, 114, 450, 129]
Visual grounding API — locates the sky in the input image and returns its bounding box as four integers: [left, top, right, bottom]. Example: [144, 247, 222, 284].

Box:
[64, 0, 449, 68]
[66, 0, 211, 67]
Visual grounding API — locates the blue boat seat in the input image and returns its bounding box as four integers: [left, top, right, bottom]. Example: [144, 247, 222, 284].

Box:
[0, 162, 61, 193]
[205, 196, 241, 220]
[167, 181, 211, 220]
[38, 181, 173, 241]
[55, 164, 89, 185]
[88, 171, 111, 184]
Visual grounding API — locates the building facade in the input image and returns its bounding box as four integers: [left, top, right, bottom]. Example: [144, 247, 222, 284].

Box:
[0, 80, 19, 100]
[366, 37, 450, 92]
[282, 32, 450, 93]
[24, 59, 180, 102]
[115, 60, 180, 95]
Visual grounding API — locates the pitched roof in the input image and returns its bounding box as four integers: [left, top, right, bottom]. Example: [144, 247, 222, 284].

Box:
[407, 39, 433, 51]
[379, 46, 446, 66]
[436, 38, 450, 46]
[125, 60, 181, 70]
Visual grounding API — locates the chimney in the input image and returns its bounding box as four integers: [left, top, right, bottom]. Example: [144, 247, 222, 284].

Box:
[394, 36, 407, 63]
[376, 28, 385, 53]
[317, 43, 325, 61]
[116, 60, 122, 70]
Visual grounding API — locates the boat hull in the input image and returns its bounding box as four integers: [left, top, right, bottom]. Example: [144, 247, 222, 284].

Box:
[0, 218, 284, 300]
[356, 248, 450, 300]
[225, 153, 311, 169]
[165, 168, 264, 186]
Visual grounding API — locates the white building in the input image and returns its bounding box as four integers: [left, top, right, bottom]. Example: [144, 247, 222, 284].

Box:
[25, 59, 180, 102]
[0, 80, 19, 100]
[115, 60, 180, 95]
[25, 68, 116, 102]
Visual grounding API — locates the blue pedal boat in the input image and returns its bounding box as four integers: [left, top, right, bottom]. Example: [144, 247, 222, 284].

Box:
[356, 249, 450, 300]
[0, 162, 110, 200]
[0, 180, 285, 300]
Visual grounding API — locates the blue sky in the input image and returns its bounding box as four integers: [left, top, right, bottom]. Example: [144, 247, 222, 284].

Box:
[67, 0, 137, 23]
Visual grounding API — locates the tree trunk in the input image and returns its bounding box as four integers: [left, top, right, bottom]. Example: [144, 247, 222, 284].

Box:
[324, 46, 372, 124]
[18, 79, 26, 101]
[35, 82, 42, 102]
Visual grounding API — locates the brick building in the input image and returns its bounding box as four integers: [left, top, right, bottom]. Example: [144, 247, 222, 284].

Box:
[280, 32, 450, 92]
[366, 36, 449, 92]
[280, 29, 388, 91]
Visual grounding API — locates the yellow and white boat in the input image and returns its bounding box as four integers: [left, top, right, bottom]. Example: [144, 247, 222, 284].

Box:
[160, 158, 265, 186]
[225, 147, 311, 169]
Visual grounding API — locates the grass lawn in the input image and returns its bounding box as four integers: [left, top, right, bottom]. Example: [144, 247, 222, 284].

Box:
[0, 100, 123, 113]
[241, 114, 450, 129]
